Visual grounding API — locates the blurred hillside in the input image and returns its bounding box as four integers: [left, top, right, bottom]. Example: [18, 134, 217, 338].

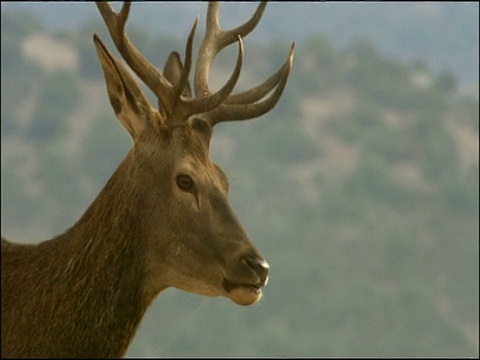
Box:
[1, 1, 479, 89]
[1, 3, 479, 357]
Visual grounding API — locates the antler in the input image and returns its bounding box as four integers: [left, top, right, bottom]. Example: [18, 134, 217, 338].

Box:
[95, 1, 295, 126]
[96, 2, 175, 118]
[195, 2, 295, 125]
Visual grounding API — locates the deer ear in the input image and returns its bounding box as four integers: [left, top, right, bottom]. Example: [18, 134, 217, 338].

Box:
[93, 34, 159, 139]
[163, 51, 192, 98]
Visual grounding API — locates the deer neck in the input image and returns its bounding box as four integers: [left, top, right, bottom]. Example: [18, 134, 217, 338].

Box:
[35, 151, 158, 357]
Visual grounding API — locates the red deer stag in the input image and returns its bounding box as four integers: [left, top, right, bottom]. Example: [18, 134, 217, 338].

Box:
[1, 1, 294, 357]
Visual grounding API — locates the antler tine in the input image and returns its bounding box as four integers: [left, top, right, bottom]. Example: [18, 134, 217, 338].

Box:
[219, 2, 267, 48]
[207, 42, 296, 125]
[194, 2, 267, 99]
[170, 17, 198, 111]
[96, 2, 177, 114]
[185, 36, 244, 117]
[224, 49, 289, 105]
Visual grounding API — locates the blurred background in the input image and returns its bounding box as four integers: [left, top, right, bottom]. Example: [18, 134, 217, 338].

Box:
[1, 2, 478, 357]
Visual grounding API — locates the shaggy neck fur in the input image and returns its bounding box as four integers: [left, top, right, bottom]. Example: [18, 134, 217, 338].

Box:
[1, 153, 155, 358]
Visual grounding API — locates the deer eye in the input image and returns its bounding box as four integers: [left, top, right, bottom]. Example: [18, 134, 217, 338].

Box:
[176, 174, 194, 192]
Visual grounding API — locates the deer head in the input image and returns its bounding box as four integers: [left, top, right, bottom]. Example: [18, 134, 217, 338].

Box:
[94, 1, 295, 306]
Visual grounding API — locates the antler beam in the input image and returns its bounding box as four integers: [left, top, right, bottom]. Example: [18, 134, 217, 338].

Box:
[96, 2, 176, 113]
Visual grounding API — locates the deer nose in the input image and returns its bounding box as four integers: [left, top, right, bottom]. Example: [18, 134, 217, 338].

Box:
[244, 256, 269, 285]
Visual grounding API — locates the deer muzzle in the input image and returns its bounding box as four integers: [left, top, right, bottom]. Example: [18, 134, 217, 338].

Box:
[222, 255, 270, 306]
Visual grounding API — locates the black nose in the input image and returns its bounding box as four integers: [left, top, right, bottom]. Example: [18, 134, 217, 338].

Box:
[245, 257, 269, 285]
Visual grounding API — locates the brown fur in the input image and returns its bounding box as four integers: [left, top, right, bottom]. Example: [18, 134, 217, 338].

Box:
[2, 155, 148, 357]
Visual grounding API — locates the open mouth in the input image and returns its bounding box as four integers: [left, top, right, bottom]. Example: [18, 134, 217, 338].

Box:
[222, 278, 263, 293]
[221, 278, 265, 306]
